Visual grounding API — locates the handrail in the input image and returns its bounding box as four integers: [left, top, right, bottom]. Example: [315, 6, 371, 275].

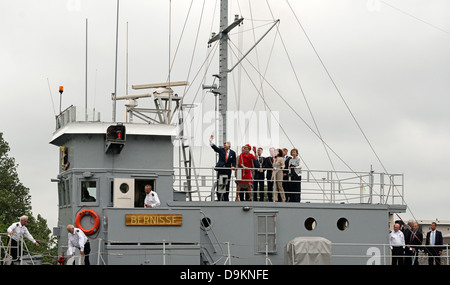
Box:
[2, 232, 446, 265]
[173, 166, 404, 205]
[0, 233, 34, 265]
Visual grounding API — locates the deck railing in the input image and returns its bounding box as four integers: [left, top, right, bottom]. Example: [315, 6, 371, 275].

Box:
[174, 166, 404, 205]
[56, 105, 101, 130]
[4, 237, 445, 265]
[0, 233, 38, 265]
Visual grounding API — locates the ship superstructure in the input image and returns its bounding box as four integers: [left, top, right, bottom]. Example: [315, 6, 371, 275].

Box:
[50, 105, 406, 265]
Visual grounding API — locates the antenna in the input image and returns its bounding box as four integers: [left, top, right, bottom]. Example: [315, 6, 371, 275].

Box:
[125, 21, 129, 122]
[47, 78, 56, 116]
[113, 0, 120, 122]
[126, 21, 129, 96]
[168, 0, 172, 124]
[59, 86, 64, 114]
[168, 0, 171, 87]
[85, 18, 88, 121]
[94, 69, 98, 113]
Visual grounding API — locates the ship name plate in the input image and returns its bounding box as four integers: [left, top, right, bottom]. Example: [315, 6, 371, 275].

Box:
[126, 214, 182, 226]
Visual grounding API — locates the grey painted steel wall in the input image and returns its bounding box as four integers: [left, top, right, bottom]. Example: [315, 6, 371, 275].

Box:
[52, 125, 176, 265]
[169, 201, 397, 265]
[103, 208, 201, 265]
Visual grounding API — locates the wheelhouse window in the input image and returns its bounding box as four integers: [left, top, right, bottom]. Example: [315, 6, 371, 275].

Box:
[66, 179, 71, 205]
[81, 180, 97, 203]
[58, 179, 71, 207]
[58, 180, 65, 206]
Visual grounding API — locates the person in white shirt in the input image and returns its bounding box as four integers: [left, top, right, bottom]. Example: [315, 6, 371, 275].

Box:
[390, 223, 405, 265]
[7, 215, 39, 264]
[144, 184, 160, 208]
[67, 224, 90, 265]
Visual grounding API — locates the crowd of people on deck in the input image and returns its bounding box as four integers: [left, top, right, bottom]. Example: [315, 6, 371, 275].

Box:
[209, 135, 302, 202]
[389, 220, 444, 265]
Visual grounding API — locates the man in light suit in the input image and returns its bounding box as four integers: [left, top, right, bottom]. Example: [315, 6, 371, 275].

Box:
[210, 135, 236, 201]
[425, 222, 444, 265]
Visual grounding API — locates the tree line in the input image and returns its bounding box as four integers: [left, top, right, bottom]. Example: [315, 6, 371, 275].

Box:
[0, 132, 57, 264]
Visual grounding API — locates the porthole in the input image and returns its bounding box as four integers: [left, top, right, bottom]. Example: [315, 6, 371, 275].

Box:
[201, 217, 212, 230]
[119, 183, 129, 194]
[337, 218, 349, 231]
[304, 217, 317, 231]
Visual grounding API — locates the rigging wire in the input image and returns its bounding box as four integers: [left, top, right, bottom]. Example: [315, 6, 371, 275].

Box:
[227, 38, 333, 198]
[265, 1, 338, 172]
[265, 0, 348, 200]
[165, 0, 194, 83]
[227, 29, 278, 141]
[181, 0, 206, 97]
[228, 38, 403, 203]
[248, 0, 272, 139]
[381, 0, 450, 36]
[177, 7, 372, 201]
[182, 42, 219, 123]
[285, 0, 385, 176]
[46, 78, 56, 117]
[227, 22, 400, 202]
[226, 45, 330, 199]
[177, 0, 406, 204]
[227, 27, 276, 142]
[285, 0, 413, 216]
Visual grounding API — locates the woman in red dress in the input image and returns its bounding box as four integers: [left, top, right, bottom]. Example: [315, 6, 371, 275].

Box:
[236, 144, 258, 201]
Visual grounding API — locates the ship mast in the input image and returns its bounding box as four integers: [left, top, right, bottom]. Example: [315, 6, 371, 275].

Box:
[205, 1, 277, 145]
[217, 0, 230, 146]
[206, 0, 243, 145]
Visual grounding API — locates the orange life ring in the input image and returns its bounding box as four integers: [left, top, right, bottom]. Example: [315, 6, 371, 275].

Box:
[75, 209, 100, 235]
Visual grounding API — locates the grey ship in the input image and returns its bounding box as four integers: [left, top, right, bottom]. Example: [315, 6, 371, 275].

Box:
[50, 1, 406, 265]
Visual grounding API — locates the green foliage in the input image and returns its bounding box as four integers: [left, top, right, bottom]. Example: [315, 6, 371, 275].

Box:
[0, 132, 57, 264]
[0, 133, 31, 221]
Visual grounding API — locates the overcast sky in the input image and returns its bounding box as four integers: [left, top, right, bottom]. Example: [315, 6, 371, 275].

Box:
[1, 0, 450, 230]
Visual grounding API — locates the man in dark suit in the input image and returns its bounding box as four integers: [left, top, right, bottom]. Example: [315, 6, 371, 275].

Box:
[425, 222, 444, 265]
[210, 135, 236, 201]
[405, 222, 423, 265]
[262, 147, 276, 202]
[252, 147, 265, 201]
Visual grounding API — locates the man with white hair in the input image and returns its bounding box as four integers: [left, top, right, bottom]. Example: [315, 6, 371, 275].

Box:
[67, 224, 91, 265]
[210, 135, 236, 201]
[390, 223, 405, 265]
[7, 215, 39, 264]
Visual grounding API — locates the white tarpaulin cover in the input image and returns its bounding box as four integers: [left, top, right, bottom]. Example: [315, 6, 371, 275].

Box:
[284, 237, 332, 265]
